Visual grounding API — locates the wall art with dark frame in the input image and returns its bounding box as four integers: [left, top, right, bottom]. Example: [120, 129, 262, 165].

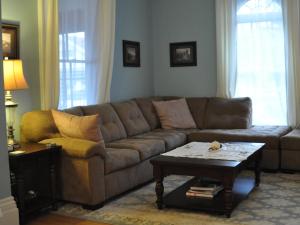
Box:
[2, 21, 20, 59]
[170, 41, 197, 67]
[123, 40, 140, 67]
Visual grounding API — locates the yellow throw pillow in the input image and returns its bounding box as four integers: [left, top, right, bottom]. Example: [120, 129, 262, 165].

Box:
[51, 110, 104, 146]
[153, 98, 197, 129]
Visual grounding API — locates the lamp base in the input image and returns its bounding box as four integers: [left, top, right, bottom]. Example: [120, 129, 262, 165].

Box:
[7, 125, 20, 151]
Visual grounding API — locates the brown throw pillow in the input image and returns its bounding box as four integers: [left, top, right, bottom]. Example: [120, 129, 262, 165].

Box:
[152, 98, 197, 129]
[51, 110, 104, 146]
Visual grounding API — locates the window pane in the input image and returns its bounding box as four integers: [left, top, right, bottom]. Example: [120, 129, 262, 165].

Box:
[59, 32, 86, 109]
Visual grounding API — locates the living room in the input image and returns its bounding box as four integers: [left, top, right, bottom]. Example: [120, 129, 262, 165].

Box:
[0, 0, 299, 225]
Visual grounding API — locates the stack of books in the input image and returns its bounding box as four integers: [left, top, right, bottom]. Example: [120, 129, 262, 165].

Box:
[186, 179, 224, 199]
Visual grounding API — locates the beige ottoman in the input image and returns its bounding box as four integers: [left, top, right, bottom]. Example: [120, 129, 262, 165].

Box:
[280, 129, 300, 171]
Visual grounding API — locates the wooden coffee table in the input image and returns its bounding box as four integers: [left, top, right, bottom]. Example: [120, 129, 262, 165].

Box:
[150, 142, 265, 218]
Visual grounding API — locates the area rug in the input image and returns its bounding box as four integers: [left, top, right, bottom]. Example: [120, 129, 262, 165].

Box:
[55, 172, 300, 225]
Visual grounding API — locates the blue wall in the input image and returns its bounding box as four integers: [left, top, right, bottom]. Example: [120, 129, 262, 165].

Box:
[0, 2, 11, 200]
[152, 0, 217, 97]
[2, 0, 40, 139]
[110, 0, 154, 101]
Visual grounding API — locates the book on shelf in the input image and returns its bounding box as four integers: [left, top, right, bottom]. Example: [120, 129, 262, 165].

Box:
[186, 178, 224, 199]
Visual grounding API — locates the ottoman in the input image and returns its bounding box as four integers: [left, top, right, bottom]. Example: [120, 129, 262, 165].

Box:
[280, 129, 300, 171]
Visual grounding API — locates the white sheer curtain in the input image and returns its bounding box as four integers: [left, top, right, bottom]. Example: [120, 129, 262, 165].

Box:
[38, 0, 59, 110]
[235, 0, 287, 125]
[58, 0, 115, 109]
[215, 0, 238, 98]
[282, 0, 300, 127]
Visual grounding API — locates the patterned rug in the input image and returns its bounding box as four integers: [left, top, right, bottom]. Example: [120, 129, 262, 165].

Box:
[55, 172, 300, 225]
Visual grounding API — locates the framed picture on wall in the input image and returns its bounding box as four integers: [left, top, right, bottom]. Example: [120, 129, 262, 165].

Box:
[2, 21, 20, 59]
[170, 41, 197, 67]
[123, 40, 140, 67]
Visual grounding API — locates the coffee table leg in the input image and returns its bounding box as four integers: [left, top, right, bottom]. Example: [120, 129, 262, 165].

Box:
[255, 150, 262, 187]
[155, 178, 164, 209]
[223, 177, 234, 218]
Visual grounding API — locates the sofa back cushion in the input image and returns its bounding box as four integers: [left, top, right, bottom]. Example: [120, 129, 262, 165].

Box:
[63, 106, 84, 116]
[112, 100, 151, 136]
[135, 97, 164, 130]
[81, 103, 127, 142]
[186, 97, 208, 129]
[153, 98, 197, 129]
[21, 110, 61, 143]
[204, 97, 252, 129]
[51, 110, 105, 146]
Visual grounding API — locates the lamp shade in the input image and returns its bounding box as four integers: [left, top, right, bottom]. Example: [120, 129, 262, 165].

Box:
[3, 60, 28, 91]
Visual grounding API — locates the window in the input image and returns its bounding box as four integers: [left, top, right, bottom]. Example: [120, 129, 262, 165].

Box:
[58, 0, 103, 109]
[59, 32, 87, 109]
[235, 0, 287, 125]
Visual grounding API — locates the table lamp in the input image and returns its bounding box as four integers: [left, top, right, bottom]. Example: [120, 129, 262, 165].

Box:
[3, 59, 28, 150]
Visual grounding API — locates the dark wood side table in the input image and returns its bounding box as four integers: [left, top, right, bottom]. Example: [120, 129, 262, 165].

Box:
[9, 143, 61, 224]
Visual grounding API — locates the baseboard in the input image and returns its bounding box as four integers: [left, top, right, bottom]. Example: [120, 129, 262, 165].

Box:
[0, 196, 19, 225]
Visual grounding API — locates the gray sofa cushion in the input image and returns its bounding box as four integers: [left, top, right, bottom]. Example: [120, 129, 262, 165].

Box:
[63, 106, 84, 116]
[188, 126, 291, 149]
[106, 138, 165, 161]
[112, 100, 151, 136]
[135, 97, 164, 130]
[81, 103, 127, 143]
[204, 97, 252, 129]
[105, 148, 140, 174]
[134, 129, 187, 150]
[186, 97, 208, 129]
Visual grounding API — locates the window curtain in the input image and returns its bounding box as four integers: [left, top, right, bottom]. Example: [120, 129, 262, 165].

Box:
[282, 0, 300, 127]
[38, 0, 59, 110]
[215, 0, 238, 98]
[59, 0, 115, 109]
[235, 0, 287, 125]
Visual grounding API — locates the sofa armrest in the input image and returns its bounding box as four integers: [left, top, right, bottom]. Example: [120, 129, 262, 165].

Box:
[40, 137, 107, 159]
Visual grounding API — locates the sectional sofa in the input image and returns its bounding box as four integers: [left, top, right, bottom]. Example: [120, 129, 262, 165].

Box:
[20, 97, 291, 209]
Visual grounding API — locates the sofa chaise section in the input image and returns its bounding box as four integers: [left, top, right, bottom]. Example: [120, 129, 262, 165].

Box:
[188, 126, 291, 169]
[187, 97, 291, 170]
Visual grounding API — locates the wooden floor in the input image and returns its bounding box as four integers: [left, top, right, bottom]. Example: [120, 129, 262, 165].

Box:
[28, 214, 110, 225]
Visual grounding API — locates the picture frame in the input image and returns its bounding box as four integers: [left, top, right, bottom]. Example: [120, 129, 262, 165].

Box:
[170, 41, 197, 67]
[2, 22, 20, 59]
[123, 40, 140, 67]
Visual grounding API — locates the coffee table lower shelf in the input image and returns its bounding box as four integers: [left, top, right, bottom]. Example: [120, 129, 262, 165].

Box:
[163, 176, 255, 215]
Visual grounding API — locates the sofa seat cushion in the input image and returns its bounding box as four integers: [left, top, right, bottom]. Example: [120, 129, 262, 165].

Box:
[281, 129, 300, 151]
[133, 129, 187, 151]
[188, 126, 291, 149]
[106, 138, 165, 161]
[105, 148, 140, 174]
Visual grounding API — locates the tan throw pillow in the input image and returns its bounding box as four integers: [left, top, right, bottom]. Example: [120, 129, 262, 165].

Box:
[153, 98, 197, 129]
[51, 110, 104, 146]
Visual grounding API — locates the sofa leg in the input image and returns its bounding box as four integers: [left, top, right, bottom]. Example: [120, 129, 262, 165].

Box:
[82, 203, 104, 210]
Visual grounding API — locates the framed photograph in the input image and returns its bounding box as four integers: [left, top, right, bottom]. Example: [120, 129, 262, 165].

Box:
[170, 41, 197, 67]
[2, 22, 20, 59]
[123, 40, 140, 67]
